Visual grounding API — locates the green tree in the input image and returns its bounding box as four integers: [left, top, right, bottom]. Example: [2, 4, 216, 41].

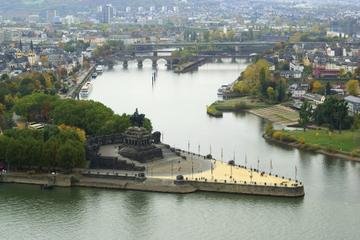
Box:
[313, 97, 350, 132]
[352, 113, 360, 131]
[5, 138, 23, 170]
[266, 86, 276, 102]
[1, 74, 9, 81]
[276, 79, 287, 102]
[299, 101, 313, 131]
[56, 141, 85, 171]
[99, 114, 131, 135]
[41, 137, 60, 168]
[0, 135, 10, 162]
[334, 99, 349, 133]
[325, 82, 332, 96]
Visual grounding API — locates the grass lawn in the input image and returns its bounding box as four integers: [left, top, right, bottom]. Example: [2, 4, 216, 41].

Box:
[209, 97, 270, 112]
[287, 130, 360, 154]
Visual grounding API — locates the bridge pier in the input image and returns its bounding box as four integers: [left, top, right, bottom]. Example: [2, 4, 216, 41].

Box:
[137, 60, 143, 68]
[216, 58, 223, 63]
[166, 59, 172, 70]
[152, 59, 157, 68]
[123, 60, 128, 69]
[231, 57, 237, 63]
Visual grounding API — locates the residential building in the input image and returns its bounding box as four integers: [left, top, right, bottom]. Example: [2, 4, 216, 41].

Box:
[102, 4, 115, 24]
[344, 95, 360, 115]
[303, 93, 326, 106]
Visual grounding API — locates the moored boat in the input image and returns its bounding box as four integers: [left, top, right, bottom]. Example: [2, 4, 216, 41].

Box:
[80, 81, 93, 98]
[96, 65, 103, 73]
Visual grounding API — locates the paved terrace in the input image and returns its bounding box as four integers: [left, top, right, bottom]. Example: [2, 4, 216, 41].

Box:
[98, 144, 301, 188]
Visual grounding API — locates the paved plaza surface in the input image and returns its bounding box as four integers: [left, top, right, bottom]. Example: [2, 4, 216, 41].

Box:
[98, 144, 299, 187]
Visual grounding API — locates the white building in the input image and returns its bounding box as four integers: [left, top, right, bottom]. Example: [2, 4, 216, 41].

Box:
[344, 96, 360, 115]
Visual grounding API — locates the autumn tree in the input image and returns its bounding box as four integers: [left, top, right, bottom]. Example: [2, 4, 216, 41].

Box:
[346, 80, 360, 95]
[311, 80, 322, 93]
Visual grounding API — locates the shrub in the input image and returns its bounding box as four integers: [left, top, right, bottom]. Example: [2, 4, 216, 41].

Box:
[234, 102, 250, 110]
[351, 149, 360, 157]
[325, 146, 337, 153]
[272, 131, 283, 140]
[281, 134, 297, 143]
[265, 122, 274, 136]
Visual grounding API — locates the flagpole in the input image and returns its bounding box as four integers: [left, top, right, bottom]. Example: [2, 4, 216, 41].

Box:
[221, 148, 223, 162]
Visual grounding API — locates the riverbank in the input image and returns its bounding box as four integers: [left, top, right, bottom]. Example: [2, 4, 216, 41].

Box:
[0, 145, 305, 198]
[207, 96, 270, 117]
[264, 130, 360, 161]
[60, 65, 95, 99]
[0, 170, 304, 197]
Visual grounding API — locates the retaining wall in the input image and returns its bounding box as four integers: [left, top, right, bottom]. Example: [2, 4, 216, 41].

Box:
[188, 181, 304, 197]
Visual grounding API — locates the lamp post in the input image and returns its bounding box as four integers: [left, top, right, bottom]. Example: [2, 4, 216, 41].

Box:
[171, 160, 173, 177]
[191, 155, 194, 179]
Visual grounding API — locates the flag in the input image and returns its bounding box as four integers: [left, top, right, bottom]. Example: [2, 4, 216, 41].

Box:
[295, 165, 298, 179]
[270, 159, 273, 171]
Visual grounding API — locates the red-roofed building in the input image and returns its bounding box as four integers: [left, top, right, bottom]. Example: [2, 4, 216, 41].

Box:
[313, 66, 340, 79]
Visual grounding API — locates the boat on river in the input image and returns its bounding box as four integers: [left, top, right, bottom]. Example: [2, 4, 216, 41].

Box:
[217, 84, 230, 96]
[80, 81, 93, 98]
[96, 65, 103, 74]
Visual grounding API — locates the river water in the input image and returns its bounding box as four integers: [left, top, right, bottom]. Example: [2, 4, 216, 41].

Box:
[1, 60, 359, 240]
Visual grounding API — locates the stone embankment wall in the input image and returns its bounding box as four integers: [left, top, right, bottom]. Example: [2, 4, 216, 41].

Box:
[0, 173, 72, 187]
[74, 177, 197, 194]
[187, 181, 304, 197]
[1, 174, 304, 197]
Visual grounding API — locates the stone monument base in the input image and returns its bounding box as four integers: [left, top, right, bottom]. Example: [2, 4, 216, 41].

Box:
[119, 145, 163, 163]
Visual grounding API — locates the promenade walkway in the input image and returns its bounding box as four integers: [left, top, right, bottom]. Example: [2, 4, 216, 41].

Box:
[149, 149, 300, 187]
[96, 143, 300, 188]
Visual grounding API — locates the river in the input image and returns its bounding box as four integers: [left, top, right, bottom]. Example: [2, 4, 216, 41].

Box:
[1, 60, 359, 240]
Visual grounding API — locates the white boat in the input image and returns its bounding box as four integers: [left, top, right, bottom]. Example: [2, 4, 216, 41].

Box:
[96, 65, 103, 73]
[80, 81, 93, 98]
